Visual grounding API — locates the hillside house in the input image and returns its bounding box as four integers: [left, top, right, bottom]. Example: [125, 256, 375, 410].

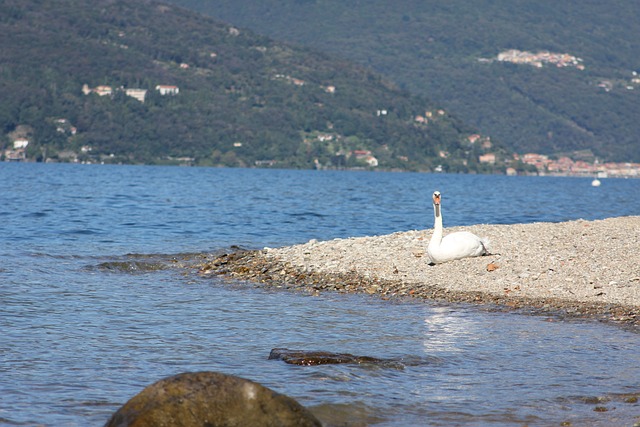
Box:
[467, 134, 481, 144]
[155, 85, 180, 95]
[13, 139, 29, 149]
[479, 153, 496, 164]
[363, 155, 378, 167]
[94, 85, 113, 96]
[125, 88, 147, 102]
[4, 139, 29, 161]
[522, 153, 550, 168]
[83, 84, 113, 96]
[351, 150, 378, 167]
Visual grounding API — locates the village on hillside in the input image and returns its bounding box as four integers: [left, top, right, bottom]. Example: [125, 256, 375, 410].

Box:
[2, 82, 639, 177]
[516, 153, 640, 178]
[493, 49, 585, 70]
[469, 132, 640, 178]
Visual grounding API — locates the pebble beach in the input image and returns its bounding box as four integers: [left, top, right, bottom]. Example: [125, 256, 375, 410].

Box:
[200, 216, 640, 327]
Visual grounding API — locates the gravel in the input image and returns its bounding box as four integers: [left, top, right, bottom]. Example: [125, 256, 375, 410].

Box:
[199, 216, 640, 328]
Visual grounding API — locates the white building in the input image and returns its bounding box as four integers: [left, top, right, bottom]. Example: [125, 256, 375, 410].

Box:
[13, 139, 29, 149]
[125, 88, 147, 102]
[156, 85, 180, 95]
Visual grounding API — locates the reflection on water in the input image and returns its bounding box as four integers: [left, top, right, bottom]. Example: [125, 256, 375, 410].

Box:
[423, 306, 482, 354]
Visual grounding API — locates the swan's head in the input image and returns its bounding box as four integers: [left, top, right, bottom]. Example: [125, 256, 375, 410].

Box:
[432, 191, 441, 206]
[432, 191, 442, 217]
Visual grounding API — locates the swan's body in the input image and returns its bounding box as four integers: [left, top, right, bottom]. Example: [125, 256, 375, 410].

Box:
[427, 191, 489, 264]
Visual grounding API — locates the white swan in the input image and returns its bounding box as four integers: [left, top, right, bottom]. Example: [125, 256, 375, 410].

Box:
[427, 191, 490, 264]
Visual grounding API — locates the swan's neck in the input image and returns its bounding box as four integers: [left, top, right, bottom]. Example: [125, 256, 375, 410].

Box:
[430, 204, 443, 246]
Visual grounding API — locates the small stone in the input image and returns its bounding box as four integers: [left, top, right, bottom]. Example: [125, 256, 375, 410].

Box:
[486, 262, 499, 272]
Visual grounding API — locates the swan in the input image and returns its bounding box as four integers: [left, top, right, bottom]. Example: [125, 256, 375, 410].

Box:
[427, 191, 490, 264]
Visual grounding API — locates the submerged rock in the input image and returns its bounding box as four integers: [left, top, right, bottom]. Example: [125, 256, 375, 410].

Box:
[96, 260, 169, 273]
[104, 371, 321, 427]
[269, 348, 404, 369]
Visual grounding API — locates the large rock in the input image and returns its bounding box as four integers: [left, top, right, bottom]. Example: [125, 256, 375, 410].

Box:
[104, 371, 321, 427]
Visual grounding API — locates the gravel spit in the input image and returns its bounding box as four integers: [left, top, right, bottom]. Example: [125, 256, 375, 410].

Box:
[199, 216, 640, 328]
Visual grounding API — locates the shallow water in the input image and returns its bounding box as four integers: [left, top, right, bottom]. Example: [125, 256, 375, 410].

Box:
[1, 163, 639, 426]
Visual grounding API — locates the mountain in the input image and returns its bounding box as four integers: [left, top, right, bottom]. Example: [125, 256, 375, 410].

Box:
[167, 0, 640, 163]
[0, 0, 510, 172]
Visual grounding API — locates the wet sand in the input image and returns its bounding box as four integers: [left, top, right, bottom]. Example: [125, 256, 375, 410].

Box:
[199, 216, 640, 327]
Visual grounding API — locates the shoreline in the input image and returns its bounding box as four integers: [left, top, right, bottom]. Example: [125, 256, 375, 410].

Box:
[199, 216, 640, 328]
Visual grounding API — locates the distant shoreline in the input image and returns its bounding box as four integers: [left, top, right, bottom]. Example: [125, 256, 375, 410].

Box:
[4, 161, 640, 179]
[199, 216, 640, 328]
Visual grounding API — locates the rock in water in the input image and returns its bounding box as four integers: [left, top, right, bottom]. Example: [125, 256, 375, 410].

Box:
[104, 371, 321, 427]
[269, 348, 404, 369]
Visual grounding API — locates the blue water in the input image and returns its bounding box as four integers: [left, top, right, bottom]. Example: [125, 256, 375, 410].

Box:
[1, 163, 639, 426]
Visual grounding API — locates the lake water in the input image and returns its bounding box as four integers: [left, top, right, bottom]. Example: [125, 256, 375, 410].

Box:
[1, 163, 639, 426]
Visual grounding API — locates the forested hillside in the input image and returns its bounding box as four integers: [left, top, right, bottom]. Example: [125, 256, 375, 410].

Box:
[0, 0, 509, 172]
[170, 0, 640, 163]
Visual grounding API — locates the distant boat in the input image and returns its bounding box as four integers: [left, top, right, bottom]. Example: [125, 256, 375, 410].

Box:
[591, 178, 601, 187]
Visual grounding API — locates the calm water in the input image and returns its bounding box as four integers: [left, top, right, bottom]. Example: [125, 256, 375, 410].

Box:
[1, 163, 639, 426]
